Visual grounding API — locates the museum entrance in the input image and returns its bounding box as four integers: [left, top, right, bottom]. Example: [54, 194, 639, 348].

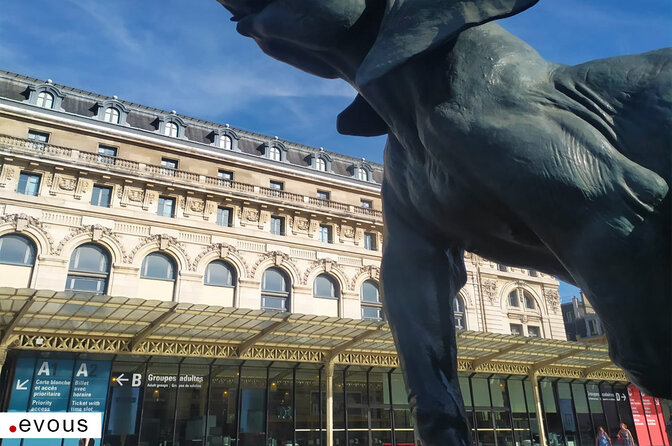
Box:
[472, 409, 515, 446]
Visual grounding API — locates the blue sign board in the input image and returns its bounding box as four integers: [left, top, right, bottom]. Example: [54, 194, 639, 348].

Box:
[69, 359, 112, 412]
[8, 356, 36, 411]
[29, 358, 74, 412]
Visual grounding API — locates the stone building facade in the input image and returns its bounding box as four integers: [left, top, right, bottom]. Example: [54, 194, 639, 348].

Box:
[0, 69, 564, 339]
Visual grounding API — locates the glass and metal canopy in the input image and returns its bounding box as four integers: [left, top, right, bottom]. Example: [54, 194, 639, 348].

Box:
[0, 287, 625, 381]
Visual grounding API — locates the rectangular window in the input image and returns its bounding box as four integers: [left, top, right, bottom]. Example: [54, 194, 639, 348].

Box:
[27, 130, 49, 143]
[497, 263, 508, 272]
[157, 196, 175, 218]
[360, 199, 372, 209]
[270, 216, 284, 236]
[319, 225, 332, 243]
[161, 158, 178, 176]
[98, 144, 117, 164]
[316, 190, 330, 200]
[363, 232, 376, 250]
[17, 172, 41, 196]
[90, 185, 112, 207]
[510, 323, 523, 336]
[587, 319, 599, 336]
[362, 306, 383, 321]
[217, 207, 232, 227]
[218, 170, 233, 186]
[528, 269, 538, 277]
[269, 180, 284, 190]
[527, 326, 541, 337]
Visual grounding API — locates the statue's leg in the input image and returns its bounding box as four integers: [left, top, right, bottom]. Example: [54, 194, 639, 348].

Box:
[380, 187, 471, 446]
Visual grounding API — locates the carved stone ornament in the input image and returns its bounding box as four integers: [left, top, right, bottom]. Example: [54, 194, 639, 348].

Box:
[127, 189, 144, 202]
[188, 198, 205, 213]
[302, 258, 342, 285]
[244, 208, 259, 222]
[350, 264, 381, 290]
[58, 177, 77, 191]
[543, 288, 561, 313]
[481, 279, 498, 304]
[342, 226, 355, 238]
[0, 213, 55, 253]
[250, 251, 294, 278]
[295, 217, 309, 231]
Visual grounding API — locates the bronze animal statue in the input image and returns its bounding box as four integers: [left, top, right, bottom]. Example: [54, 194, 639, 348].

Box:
[215, 0, 671, 444]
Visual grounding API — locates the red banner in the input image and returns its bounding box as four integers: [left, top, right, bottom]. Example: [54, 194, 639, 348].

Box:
[653, 398, 670, 446]
[641, 392, 665, 446]
[628, 384, 651, 445]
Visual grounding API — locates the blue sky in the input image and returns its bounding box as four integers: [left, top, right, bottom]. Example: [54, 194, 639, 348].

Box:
[1, 0, 670, 301]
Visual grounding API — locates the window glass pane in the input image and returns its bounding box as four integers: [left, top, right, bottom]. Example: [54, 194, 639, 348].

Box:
[261, 296, 288, 311]
[37, 91, 54, 108]
[157, 197, 175, 217]
[28, 130, 49, 142]
[270, 216, 284, 235]
[362, 305, 383, 321]
[361, 280, 380, 303]
[98, 145, 117, 157]
[205, 261, 235, 287]
[345, 370, 368, 429]
[238, 367, 267, 446]
[364, 233, 376, 250]
[269, 181, 283, 190]
[528, 326, 541, 337]
[69, 244, 110, 273]
[174, 363, 209, 446]
[510, 324, 523, 336]
[105, 359, 144, 446]
[268, 366, 294, 446]
[138, 362, 179, 446]
[141, 253, 175, 280]
[165, 122, 178, 137]
[18, 173, 41, 196]
[317, 190, 329, 200]
[216, 207, 231, 226]
[262, 268, 289, 292]
[269, 146, 281, 160]
[360, 199, 372, 209]
[219, 135, 232, 150]
[0, 234, 36, 265]
[104, 108, 120, 123]
[314, 274, 338, 298]
[524, 291, 535, 309]
[65, 276, 106, 293]
[208, 364, 239, 444]
[490, 378, 508, 408]
[295, 368, 320, 432]
[91, 185, 112, 207]
[319, 225, 331, 243]
[509, 290, 519, 306]
[471, 378, 490, 407]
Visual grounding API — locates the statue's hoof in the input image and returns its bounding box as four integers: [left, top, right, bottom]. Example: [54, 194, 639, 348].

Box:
[415, 409, 472, 446]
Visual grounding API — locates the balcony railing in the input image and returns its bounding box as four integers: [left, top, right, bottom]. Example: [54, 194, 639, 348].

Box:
[0, 133, 383, 219]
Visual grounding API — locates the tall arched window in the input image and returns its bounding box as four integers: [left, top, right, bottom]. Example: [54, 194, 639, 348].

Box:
[0, 234, 37, 288]
[314, 274, 339, 299]
[523, 291, 535, 309]
[205, 260, 236, 287]
[65, 243, 111, 294]
[165, 121, 178, 137]
[219, 134, 233, 150]
[0, 234, 36, 266]
[508, 288, 543, 338]
[104, 107, 120, 124]
[141, 252, 176, 280]
[261, 267, 290, 312]
[36, 91, 54, 109]
[361, 280, 383, 321]
[269, 146, 281, 161]
[316, 158, 327, 172]
[453, 296, 466, 330]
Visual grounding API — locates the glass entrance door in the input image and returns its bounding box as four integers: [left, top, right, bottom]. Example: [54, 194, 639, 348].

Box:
[474, 409, 514, 446]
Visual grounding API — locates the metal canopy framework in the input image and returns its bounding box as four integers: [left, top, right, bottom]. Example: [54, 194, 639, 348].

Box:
[0, 288, 626, 381]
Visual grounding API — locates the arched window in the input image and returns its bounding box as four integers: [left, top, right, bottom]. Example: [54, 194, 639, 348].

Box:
[65, 243, 110, 294]
[316, 158, 327, 172]
[269, 146, 281, 161]
[356, 168, 369, 181]
[262, 267, 290, 311]
[0, 234, 36, 266]
[165, 121, 178, 137]
[205, 260, 236, 287]
[508, 290, 519, 307]
[314, 274, 339, 299]
[36, 91, 54, 109]
[219, 135, 233, 150]
[523, 291, 535, 309]
[104, 107, 120, 124]
[141, 252, 176, 280]
[361, 280, 383, 321]
[453, 296, 466, 330]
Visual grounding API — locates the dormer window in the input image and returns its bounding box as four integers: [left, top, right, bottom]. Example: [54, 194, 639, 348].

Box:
[309, 150, 332, 172]
[95, 98, 129, 126]
[104, 107, 120, 124]
[165, 121, 178, 137]
[36, 91, 54, 109]
[24, 82, 65, 111]
[157, 113, 187, 139]
[264, 140, 287, 162]
[219, 134, 232, 150]
[351, 161, 374, 182]
[316, 158, 327, 171]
